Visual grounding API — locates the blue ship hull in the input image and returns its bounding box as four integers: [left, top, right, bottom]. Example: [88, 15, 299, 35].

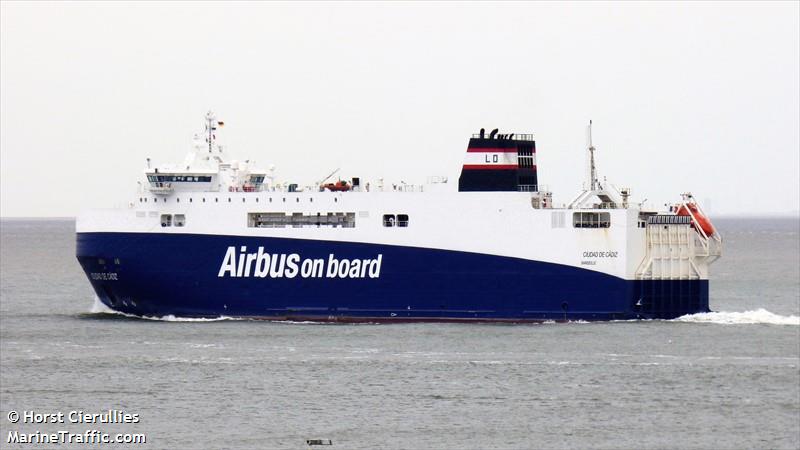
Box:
[76, 232, 709, 321]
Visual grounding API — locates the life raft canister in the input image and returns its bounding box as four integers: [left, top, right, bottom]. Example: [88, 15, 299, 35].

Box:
[675, 203, 716, 237]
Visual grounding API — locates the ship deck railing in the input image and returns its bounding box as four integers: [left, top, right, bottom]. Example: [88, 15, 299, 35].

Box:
[553, 201, 642, 210]
[471, 133, 535, 141]
[574, 201, 628, 210]
[518, 184, 552, 192]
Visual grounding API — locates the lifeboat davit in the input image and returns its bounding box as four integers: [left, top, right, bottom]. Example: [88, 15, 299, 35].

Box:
[676, 203, 716, 237]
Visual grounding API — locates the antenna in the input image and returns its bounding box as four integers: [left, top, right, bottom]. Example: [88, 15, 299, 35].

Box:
[587, 120, 598, 191]
[205, 110, 218, 153]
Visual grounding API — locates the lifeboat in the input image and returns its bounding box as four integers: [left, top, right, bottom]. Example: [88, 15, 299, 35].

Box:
[321, 180, 351, 192]
[676, 202, 716, 237]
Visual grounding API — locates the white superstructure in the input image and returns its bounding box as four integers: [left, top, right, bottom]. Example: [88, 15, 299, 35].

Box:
[76, 112, 722, 321]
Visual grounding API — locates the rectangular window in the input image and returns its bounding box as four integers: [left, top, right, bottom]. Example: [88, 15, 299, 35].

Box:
[397, 214, 409, 227]
[160, 214, 172, 227]
[291, 212, 304, 228]
[572, 212, 611, 228]
[343, 212, 356, 228]
[174, 214, 186, 227]
[248, 212, 287, 228]
[383, 214, 396, 227]
[248, 212, 355, 228]
[148, 175, 212, 183]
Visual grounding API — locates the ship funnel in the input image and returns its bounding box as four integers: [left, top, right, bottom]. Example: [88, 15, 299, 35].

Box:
[458, 130, 537, 192]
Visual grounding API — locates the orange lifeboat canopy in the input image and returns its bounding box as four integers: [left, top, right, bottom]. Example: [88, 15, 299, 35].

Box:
[676, 203, 716, 237]
[321, 180, 351, 192]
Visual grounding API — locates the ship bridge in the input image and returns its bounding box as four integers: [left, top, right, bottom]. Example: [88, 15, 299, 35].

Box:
[144, 111, 268, 195]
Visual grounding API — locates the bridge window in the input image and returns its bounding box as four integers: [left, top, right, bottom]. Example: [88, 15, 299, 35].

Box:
[147, 175, 212, 183]
[573, 212, 611, 228]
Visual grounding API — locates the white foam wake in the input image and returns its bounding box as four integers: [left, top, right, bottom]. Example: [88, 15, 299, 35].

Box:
[674, 308, 800, 325]
[88, 296, 238, 322]
[141, 314, 239, 322]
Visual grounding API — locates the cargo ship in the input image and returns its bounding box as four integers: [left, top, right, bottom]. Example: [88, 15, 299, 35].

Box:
[76, 112, 722, 321]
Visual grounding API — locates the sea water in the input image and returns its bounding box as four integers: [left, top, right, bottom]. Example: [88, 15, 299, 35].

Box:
[1, 218, 798, 449]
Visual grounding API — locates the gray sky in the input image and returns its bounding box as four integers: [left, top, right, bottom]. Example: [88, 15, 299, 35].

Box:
[1, 2, 798, 217]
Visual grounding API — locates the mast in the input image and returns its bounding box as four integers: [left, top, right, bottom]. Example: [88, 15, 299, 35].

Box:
[205, 110, 216, 153]
[587, 120, 598, 191]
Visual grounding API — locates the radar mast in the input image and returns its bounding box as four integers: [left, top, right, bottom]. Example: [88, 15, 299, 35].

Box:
[568, 120, 623, 209]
